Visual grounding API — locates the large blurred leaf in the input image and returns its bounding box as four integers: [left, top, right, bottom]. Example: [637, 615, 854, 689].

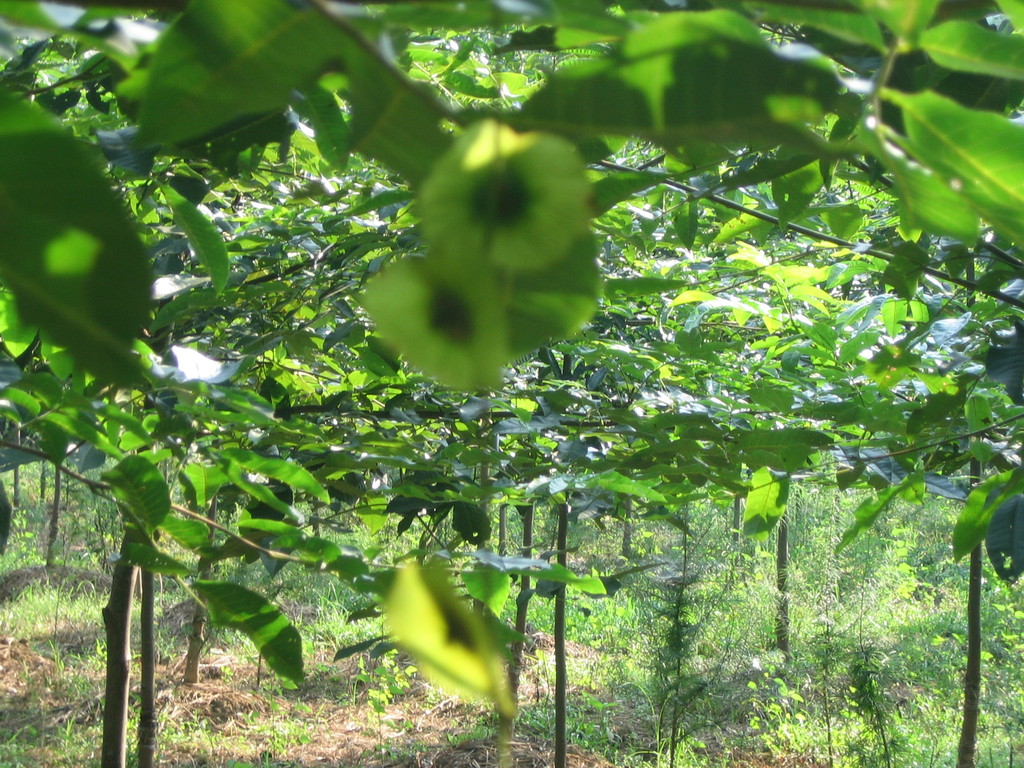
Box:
[386, 562, 515, 717]
[986, 494, 1024, 582]
[195, 580, 303, 686]
[880, 147, 979, 243]
[518, 10, 839, 147]
[505, 233, 600, 357]
[748, 2, 884, 49]
[854, 0, 940, 41]
[744, 466, 789, 540]
[344, 43, 451, 184]
[887, 90, 1024, 249]
[103, 455, 171, 534]
[921, 21, 1024, 81]
[0, 93, 151, 383]
[138, 0, 347, 144]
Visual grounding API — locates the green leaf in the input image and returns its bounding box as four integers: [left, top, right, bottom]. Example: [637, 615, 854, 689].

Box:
[518, 10, 839, 148]
[879, 146, 979, 243]
[451, 502, 491, 546]
[748, 2, 884, 50]
[772, 163, 823, 227]
[160, 515, 211, 550]
[736, 429, 833, 473]
[195, 580, 303, 686]
[604, 277, 691, 297]
[921, 21, 1024, 81]
[592, 170, 665, 215]
[462, 568, 512, 615]
[386, 562, 515, 717]
[592, 471, 667, 502]
[103, 455, 171, 534]
[120, 542, 190, 576]
[0, 479, 10, 556]
[362, 258, 509, 389]
[821, 204, 865, 241]
[854, 0, 940, 41]
[138, 0, 347, 144]
[986, 494, 1024, 582]
[999, 0, 1024, 28]
[0, 92, 151, 384]
[954, 470, 1024, 559]
[164, 186, 229, 294]
[985, 319, 1024, 405]
[887, 90, 1024, 248]
[345, 43, 451, 184]
[837, 485, 901, 551]
[296, 85, 351, 171]
[505, 233, 600, 357]
[0, 2, 65, 26]
[220, 448, 330, 504]
[744, 466, 790, 540]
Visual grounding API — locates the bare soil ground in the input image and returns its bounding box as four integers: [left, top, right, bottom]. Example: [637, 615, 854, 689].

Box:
[0, 570, 829, 767]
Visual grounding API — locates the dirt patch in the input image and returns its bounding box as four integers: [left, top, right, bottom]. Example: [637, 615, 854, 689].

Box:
[0, 565, 112, 602]
[711, 750, 831, 767]
[387, 736, 618, 768]
[159, 681, 272, 725]
[0, 636, 55, 696]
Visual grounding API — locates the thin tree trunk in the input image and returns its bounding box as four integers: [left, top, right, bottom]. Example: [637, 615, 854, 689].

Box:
[621, 497, 633, 560]
[956, 543, 982, 768]
[732, 494, 743, 545]
[498, 505, 507, 557]
[510, 503, 534, 699]
[12, 428, 20, 510]
[45, 469, 61, 568]
[39, 462, 46, 516]
[554, 502, 569, 768]
[137, 569, 157, 768]
[957, 269, 983, 768]
[184, 603, 207, 685]
[101, 545, 138, 768]
[184, 499, 217, 684]
[775, 512, 791, 662]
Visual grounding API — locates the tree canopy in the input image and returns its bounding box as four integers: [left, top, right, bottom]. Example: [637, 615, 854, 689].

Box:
[2, 0, 1024, 731]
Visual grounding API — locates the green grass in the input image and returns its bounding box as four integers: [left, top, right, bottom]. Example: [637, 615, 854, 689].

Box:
[2, 490, 1024, 767]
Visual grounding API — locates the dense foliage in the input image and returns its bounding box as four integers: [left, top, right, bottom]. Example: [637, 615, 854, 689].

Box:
[2, 0, 1024, 764]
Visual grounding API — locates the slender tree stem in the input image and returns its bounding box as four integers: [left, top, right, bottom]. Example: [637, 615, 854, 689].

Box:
[137, 569, 157, 768]
[554, 502, 569, 768]
[775, 512, 791, 662]
[101, 542, 137, 768]
[957, 544, 983, 768]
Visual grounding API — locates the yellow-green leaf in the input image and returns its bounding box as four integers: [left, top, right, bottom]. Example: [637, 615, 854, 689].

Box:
[386, 563, 515, 718]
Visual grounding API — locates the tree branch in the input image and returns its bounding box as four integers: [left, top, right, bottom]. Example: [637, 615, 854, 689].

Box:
[597, 160, 1024, 313]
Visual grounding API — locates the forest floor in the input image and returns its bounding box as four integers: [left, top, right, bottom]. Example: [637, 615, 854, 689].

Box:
[0, 566, 830, 767]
